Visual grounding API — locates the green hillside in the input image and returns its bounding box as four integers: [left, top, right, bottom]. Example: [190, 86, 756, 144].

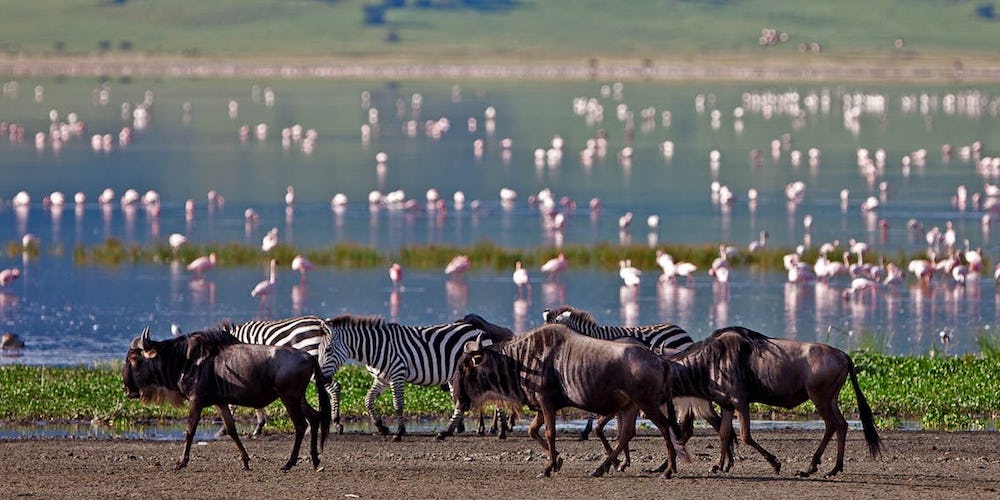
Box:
[0, 0, 997, 65]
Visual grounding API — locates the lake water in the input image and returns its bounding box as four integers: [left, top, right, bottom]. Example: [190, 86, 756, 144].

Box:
[2, 77, 1000, 364]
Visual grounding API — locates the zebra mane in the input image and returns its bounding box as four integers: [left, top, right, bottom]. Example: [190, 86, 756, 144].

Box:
[327, 314, 386, 329]
[552, 306, 597, 325]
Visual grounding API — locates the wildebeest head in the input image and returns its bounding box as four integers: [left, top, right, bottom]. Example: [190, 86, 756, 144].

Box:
[451, 333, 497, 413]
[122, 326, 186, 407]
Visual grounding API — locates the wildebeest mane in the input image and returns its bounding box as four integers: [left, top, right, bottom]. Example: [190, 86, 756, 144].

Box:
[184, 328, 243, 362]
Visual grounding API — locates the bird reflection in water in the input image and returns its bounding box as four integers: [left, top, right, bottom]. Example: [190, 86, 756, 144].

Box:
[292, 283, 307, 316]
[619, 285, 639, 327]
[540, 281, 565, 309]
[188, 278, 216, 308]
[512, 297, 529, 334]
[445, 279, 468, 315]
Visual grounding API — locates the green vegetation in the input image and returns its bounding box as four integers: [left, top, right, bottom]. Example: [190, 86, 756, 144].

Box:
[51, 237, 973, 274]
[2, 352, 998, 431]
[1, 1, 999, 77]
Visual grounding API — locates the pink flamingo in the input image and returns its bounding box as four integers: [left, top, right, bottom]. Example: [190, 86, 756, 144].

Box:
[444, 254, 471, 279]
[389, 262, 403, 289]
[618, 259, 641, 287]
[512, 261, 530, 297]
[250, 259, 277, 308]
[186, 252, 217, 280]
[290, 255, 313, 283]
[0, 268, 21, 287]
[540, 253, 568, 281]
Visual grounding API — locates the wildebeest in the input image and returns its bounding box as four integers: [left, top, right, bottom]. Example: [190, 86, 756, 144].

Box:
[458, 313, 517, 438]
[122, 327, 331, 471]
[451, 323, 682, 478]
[665, 326, 882, 477]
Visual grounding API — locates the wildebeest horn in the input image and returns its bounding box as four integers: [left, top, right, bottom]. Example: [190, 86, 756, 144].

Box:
[140, 326, 151, 350]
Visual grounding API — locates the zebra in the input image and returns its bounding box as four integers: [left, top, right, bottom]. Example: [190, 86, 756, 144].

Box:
[321, 313, 513, 441]
[542, 305, 721, 444]
[214, 316, 350, 436]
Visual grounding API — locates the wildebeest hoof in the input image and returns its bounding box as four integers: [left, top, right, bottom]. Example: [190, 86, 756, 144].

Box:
[537, 469, 552, 478]
[590, 466, 607, 478]
[553, 456, 564, 472]
[391, 434, 403, 442]
[435, 431, 450, 441]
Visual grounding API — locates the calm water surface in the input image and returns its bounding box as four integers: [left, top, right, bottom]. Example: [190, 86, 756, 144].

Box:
[2, 77, 1000, 364]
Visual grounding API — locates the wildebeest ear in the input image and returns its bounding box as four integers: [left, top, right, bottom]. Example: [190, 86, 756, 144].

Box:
[463, 339, 480, 354]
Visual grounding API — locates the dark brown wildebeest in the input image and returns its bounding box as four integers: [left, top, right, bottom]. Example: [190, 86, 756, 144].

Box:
[458, 313, 517, 439]
[122, 326, 331, 471]
[665, 326, 882, 477]
[451, 323, 682, 478]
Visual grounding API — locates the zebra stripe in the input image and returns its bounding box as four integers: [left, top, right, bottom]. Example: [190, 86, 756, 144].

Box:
[322, 314, 492, 440]
[220, 316, 346, 433]
[543, 306, 693, 350]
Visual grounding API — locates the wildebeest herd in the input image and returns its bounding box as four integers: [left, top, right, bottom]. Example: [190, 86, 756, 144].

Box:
[122, 306, 882, 478]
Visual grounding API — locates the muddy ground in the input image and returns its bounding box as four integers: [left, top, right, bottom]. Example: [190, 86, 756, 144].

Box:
[2, 428, 998, 499]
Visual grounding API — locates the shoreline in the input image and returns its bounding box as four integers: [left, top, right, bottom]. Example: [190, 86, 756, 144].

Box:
[2, 56, 1000, 83]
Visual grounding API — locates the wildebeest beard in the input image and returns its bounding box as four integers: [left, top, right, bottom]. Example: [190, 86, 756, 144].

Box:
[139, 384, 187, 407]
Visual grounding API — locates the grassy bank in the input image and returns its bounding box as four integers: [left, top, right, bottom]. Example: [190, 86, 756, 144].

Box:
[9, 237, 973, 275]
[2, 353, 998, 431]
[2, 1, 1000, 82]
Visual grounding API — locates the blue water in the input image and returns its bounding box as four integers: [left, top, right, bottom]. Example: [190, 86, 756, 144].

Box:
[2, 78, 1000, 364]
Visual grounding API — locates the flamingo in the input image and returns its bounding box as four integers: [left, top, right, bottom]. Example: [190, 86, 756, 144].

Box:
[655, 250, 676, 281]
[291, 255, 314, 283]
[250, 259, 277, 307]
[512, 261, 530, 297]
[843, 277, 878, 299]
[540, 253, 568, 281]
[261, 227, 279, 252]
[618, 212, 633, 230]
[0, 268, 21, 287]
[907, 254, 935, 285]
[444, 254, 471, 279]
[618, 260, 641, 287]
[168, 233, 187, 256]
[389, 262, 403, 289]
[284, 185, 295, 206]
[186, 252, 217, 280]
[748, 230, 768, 252]
[963, 240, 984, 272]
[882, 263, 904, 286]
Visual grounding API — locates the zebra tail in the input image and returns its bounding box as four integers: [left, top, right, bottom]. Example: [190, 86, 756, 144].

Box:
[848, 357, 883, 459]
[312, 358, 332, 451]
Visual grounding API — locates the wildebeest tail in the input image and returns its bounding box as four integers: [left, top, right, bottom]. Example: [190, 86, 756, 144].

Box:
[848, 357, 883, 458]
[312, 357, 332, 451]
[660, 362, 684, 440]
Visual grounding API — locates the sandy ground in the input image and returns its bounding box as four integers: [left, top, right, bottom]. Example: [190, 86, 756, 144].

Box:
[2, 428, 998, 499]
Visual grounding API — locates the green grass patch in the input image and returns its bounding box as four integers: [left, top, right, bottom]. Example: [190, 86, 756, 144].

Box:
[2, 352, 998, 431]
[63, 238, 957, 274]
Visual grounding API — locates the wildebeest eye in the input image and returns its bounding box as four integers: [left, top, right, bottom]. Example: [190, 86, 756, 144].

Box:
[471, 354, 484, 366]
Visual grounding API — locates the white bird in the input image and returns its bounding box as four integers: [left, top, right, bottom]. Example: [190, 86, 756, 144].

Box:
[186, 252, 217, 280]
[250, 259, 278, 306]
[655, 250, 676, 280]
[0, 268, 21, 287]
[618, 260, 641, 287]
[540, 253, 568, 281]
[646, 214, 660, 230]
[445, 255, 471, 278]
[291, 255, 314, 283]
[843, 277, 878, 299]
[389, 262, 403, 289]
[168, 233, 187, 255]
[512, 261, 530, 297]
[675, 261, 698, 282]
[21, 233, 39, 250]
[748, 230, 768, 252]
[285, 185, 295, 206]
[261, 227, 279, 252]
[98, 188, 115, 205]
[12, 191, 30, 207]
[618, 212, 633, 230]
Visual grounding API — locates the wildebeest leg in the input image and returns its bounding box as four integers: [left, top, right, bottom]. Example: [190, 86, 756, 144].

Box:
[540, 407, 563, 477]
[799, 395, 849, 478]
[176, 404, 203, 470]
[496, 409, 509, 439]
[251, 408, 268, 437]
[735, 403, 781, 474]
[389, 377, 407, 441]
[215, 404, 252, 471]
[641, 403, 679, 479]
[593, 413, 629, 471]
[711, 407, 736, 473]
[364, 377, 391, 436]
[526, 413, 548, 452]
[592, 407, 638, 477]
[579, 413, 594, 440]
[278, 394, 310, 471]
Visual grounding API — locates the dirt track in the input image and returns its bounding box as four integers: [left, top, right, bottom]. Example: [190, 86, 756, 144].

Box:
[2, 428, 998, 499]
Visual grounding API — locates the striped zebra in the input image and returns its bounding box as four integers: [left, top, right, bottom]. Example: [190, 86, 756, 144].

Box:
[321, 314, 513, 441]
[542, 305, 721, 443]
[217, 316, 350, 436]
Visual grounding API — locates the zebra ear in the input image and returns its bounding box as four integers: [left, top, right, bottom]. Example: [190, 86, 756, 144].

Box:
[542, 309, 553, 323]
[558, 310, 571, 321]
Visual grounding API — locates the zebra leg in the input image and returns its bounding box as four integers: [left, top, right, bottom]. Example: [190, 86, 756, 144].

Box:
[326, 379, 343, 434]
[496, 408, 509, 440]
[579, 412, 594, 441]
[364, 378, 391, 436]
[389, 378, 407, 441]
[251, 408, 268, 437]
